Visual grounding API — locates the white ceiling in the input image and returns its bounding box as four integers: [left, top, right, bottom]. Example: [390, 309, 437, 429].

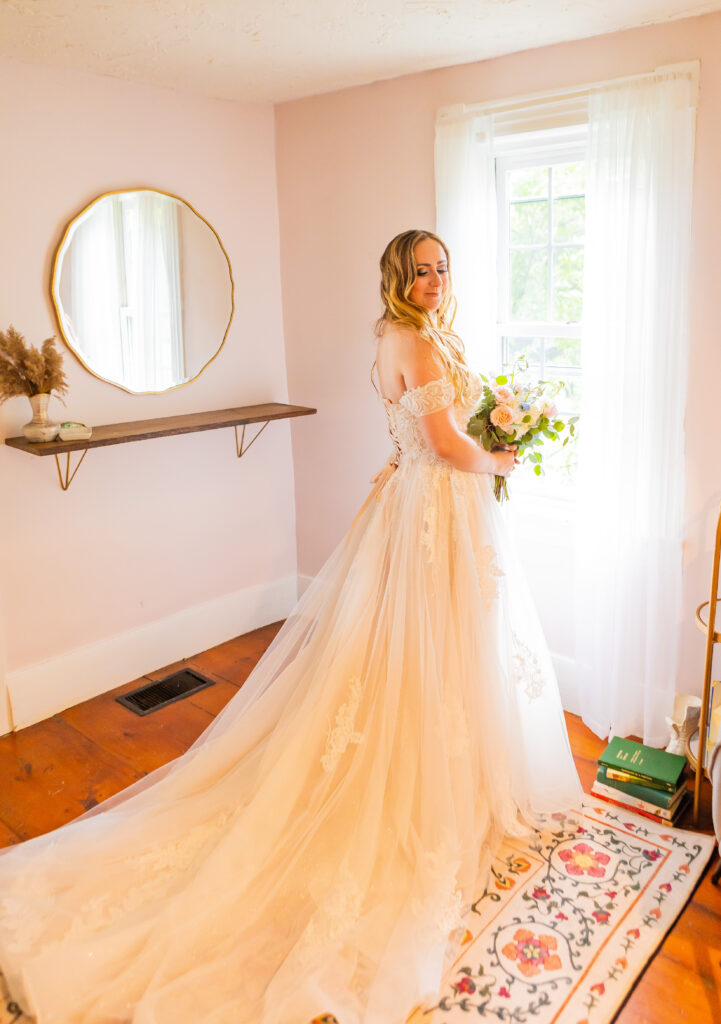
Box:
[0, 0, 718, 104]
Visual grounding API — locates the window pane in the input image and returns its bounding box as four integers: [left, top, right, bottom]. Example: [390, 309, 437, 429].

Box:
[510, 249, 548, 320]
[510, 200, 548, 245]
[553, 162, 585, 197]
[504, 336, 542, 367]
[553, 196, 585, 243]
[546, 337, 581, 369]
[508, 166, 548, 200]
[552, 247, 583, 321]
[552, 371, 582, 414]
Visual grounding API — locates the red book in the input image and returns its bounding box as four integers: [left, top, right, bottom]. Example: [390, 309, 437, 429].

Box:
[591, 789, 689, 827]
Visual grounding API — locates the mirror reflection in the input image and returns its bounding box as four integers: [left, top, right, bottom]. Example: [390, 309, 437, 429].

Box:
[52, 189, 234, 394]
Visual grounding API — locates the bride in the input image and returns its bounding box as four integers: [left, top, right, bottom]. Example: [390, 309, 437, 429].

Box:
[0, 229, 583, 1024]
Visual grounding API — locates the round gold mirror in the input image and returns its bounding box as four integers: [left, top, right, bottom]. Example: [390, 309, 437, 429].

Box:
[51, 189, 234, 394]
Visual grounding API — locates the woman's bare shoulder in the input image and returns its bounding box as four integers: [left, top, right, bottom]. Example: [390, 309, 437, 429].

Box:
[378, 323, 439, 364]
[377, 324, 446, 392]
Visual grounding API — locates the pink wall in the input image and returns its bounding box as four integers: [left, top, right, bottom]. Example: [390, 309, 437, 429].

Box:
[276, 12, 721, 699]
[0, 57, 299, 725]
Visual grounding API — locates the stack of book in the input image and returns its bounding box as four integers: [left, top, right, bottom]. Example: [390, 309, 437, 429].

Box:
[591, 736, 690, 826]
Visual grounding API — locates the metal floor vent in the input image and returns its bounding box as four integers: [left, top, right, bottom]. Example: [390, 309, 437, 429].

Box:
[116, 668, 215, 716]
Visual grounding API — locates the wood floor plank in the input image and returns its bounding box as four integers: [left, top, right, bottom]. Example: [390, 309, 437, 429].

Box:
[0, 717, 142, 840]
[618, 948, 721, 1023]
[0, 819, 21, 851]
[59, 675, 216, 778]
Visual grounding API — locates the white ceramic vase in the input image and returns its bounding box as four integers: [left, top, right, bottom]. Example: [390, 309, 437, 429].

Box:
[22, 393, 59, 443]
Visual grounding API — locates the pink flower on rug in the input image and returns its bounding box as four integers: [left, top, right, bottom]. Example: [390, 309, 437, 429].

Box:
[501, 928, 562, 978]
[590, 982, 606, 996]
[532, 886, 550, 900]
[498, 987, 511, 998]
[555, 912, 568, 920]
[558, 842, 610, 877]
[648, 907, 662, 919]
[454, 976, 476, 994]
[626, 928, 640, 939]
[605, 891, 617, 899]
[642, 849, 661, 862]
[592, 909, 611, 925]
[678, 864, 690, 874]
[659, 883, 672, 893]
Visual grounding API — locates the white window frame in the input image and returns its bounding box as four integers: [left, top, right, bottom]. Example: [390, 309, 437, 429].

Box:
[494, 124, 587, 507]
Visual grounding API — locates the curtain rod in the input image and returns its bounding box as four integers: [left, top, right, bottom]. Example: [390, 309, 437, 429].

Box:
[436, 60, 700, 123]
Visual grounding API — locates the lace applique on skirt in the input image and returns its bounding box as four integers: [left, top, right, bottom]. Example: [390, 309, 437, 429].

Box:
[477, 545, 505, 608]
[321, 677, 363, 772]
[410, 840, 464, 945]
[512, 633, 547, 701]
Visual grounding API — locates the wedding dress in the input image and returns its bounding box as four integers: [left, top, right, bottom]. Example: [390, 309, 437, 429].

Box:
[0, 370, 584, 1024]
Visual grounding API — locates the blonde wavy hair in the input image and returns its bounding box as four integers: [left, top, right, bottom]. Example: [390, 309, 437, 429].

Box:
[373, 229, 474, 405]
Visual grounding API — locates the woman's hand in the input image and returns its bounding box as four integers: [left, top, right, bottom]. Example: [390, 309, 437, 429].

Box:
[492, 446, 519, 478]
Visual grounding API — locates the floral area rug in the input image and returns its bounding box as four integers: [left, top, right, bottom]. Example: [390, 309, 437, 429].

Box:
[0, 798, 715, 1024]
[405, 796, 715, 1024]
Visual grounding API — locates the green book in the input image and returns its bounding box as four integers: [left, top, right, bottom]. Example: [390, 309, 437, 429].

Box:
[596, 766, 683, 809]
[598, 736, 686, 793]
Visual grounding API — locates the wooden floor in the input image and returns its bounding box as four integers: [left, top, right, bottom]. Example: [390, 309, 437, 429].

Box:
[0, 622, 719, 1022]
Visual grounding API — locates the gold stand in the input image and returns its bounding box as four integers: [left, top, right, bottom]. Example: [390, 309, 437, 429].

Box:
[54, 450, 89, 491]
[234, 421, 269, 458]
[692, 500, 721, 825]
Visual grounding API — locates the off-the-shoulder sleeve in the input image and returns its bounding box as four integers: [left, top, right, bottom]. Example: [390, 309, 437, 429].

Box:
[398, 377, 455, 417]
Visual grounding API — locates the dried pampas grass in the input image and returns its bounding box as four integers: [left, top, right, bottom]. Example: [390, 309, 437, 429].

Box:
[0, 325, 69, 404]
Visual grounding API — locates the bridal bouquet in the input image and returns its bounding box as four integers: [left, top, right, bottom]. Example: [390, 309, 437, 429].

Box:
[467, 357, 578, 503]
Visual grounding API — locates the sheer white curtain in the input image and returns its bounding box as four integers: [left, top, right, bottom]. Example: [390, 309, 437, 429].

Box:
[68, 200, 124, 383]
[126, 193, 185, 391]
[574, 68, 698, 745]
[435, 110, 497, 372]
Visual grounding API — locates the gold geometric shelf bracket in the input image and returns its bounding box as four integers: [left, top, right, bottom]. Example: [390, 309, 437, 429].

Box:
[234, 420, 270, 458]
[54, 449, 89, 491]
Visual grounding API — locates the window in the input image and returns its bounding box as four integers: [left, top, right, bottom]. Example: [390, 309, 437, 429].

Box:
[495, 126, 586, 495]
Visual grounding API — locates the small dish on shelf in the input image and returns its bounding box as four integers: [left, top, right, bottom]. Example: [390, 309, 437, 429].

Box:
[58, 421, 92, 441]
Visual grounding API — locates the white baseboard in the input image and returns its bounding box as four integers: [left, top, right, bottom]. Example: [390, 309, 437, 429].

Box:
[5, 574, 299, 733]
[297, 573, 315, 599]
[5, 572, 579, 737]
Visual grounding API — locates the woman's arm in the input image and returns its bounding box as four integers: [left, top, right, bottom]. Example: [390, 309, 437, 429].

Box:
[394, 331, 517, 477]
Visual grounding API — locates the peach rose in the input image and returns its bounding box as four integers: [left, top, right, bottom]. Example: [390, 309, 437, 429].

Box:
[494, 386, 514, 402]
[490, 404, 514, 429]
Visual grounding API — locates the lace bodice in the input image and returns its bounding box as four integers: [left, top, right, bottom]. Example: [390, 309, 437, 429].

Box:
[382, 372, 483, 463]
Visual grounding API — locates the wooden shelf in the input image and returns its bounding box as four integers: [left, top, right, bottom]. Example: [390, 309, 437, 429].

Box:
[5, 402, 315, 456]
[4, 402, 316, 489]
